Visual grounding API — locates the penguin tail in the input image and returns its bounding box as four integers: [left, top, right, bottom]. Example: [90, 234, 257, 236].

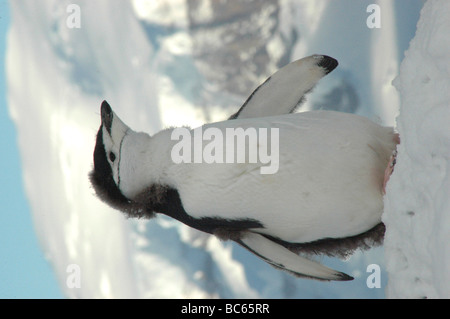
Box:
[236, 232, 354, 281]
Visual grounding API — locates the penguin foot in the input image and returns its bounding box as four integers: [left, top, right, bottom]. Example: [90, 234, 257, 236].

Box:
[383, 149, 397, 194]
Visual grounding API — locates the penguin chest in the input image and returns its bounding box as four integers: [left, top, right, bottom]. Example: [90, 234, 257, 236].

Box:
[172, 142, 384, 243]
[165, 111, 395, 244]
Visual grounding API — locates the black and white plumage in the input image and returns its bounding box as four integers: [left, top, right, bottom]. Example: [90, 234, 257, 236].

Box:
[229, 54, 338, 119]
[90, 55, 398, 281]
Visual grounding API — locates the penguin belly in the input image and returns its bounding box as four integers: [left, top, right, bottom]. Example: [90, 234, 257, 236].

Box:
[169, 111, 397, 244]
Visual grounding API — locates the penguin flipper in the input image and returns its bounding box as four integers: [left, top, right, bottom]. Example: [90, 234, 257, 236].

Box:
[236, 232, 353, 281]
[229, 55, 338, 120]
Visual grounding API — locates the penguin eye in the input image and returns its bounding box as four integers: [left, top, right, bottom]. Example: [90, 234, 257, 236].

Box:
[109, 152, 116, 162]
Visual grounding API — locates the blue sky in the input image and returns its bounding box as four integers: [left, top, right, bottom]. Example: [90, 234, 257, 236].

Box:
[0, 0, 63, 298]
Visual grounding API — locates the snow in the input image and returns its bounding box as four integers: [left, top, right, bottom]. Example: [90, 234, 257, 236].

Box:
[6, 0, 434, 298]
[383, 0, 450, 299]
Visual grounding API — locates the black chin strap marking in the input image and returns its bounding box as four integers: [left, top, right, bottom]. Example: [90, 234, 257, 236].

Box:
[117, 128, 130, 190]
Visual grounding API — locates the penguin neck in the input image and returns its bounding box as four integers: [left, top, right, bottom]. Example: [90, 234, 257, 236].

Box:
[145, 128, 179, 185]
[119, 128, 179, 200]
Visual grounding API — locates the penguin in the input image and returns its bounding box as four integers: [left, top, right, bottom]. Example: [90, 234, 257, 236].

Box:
[89, 56, 398, 281]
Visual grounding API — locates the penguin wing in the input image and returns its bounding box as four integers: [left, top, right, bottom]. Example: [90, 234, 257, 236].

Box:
[236, 232, 353, 281]
[230, 55, 338, 119]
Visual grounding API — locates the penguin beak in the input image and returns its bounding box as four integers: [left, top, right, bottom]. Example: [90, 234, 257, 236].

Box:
[99, 100, 131, 143]
[101, 100, 113, 134]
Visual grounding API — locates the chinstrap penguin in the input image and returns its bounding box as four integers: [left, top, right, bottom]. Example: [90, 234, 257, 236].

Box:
[90, 55, 399, 281]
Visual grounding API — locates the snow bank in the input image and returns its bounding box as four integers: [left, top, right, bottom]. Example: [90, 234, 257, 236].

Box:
[383, 0, 450, 298]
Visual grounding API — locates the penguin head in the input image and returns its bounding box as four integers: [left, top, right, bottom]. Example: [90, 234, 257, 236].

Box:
[89, 101, 167, 218]
[89, 101, 132, 210]
[90, 101, 172, 219]
[90, 100, 162, 214]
